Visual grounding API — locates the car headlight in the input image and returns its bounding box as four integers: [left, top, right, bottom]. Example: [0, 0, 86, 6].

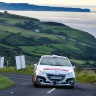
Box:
[67, 72, 73, 77]
[37, 70, 46, 76]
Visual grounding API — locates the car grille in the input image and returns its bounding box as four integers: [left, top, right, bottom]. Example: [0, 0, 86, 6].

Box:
[47, 74, 65, 81]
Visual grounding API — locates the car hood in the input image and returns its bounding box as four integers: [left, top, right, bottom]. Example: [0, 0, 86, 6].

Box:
[37, 65, 73, 75]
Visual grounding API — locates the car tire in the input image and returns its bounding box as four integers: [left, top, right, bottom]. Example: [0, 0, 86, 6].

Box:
[69, 82, 75, 89]
[32, 76, 39, 87]
[33, 81, 40, 87]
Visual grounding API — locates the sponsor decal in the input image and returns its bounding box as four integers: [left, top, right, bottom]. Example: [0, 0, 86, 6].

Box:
[43, 68, 69, 72]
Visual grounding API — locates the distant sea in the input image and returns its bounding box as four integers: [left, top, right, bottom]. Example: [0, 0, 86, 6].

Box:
[0, 10, 96, 38]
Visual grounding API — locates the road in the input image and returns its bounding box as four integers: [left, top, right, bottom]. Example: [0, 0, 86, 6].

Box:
[0, 72, 96, 96]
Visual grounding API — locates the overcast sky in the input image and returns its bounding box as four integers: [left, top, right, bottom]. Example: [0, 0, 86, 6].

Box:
[0, 0, 96, 11]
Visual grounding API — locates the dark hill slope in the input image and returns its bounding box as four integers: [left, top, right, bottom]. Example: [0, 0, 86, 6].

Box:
[0, 2, 90, 12]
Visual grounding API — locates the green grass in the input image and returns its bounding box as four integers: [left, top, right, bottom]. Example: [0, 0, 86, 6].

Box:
[0, 30, 10, 40]
[0, 66, 34, 74]
[0, 75, 14, 90]
[20, 45, 54, 56]
[42, 25, 96, 45]
[76, 71, 96, 83]
[71, 59, 95, 64]
[0, 16, 25, 24]
[0, 24, 64, 42]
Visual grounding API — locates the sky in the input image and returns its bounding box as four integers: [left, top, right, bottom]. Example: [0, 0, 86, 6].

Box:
[0, 0, 96, 11]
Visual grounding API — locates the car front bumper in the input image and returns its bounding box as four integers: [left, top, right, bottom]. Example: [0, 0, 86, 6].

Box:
[35, 75, 75, 86]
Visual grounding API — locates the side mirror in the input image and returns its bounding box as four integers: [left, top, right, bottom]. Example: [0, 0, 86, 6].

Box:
[34, 64, 37, 67]
[72, 65, 76, 69]
[34, 64, 37, 66]
[34, 64, 38, 69]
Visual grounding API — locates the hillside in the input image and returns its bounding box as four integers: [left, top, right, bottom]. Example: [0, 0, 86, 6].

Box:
[0, 2, 90, 12]
[0, 12, 96, 67]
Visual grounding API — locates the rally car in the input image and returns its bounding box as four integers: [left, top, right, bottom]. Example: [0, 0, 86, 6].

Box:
[32, 55, 75, 88]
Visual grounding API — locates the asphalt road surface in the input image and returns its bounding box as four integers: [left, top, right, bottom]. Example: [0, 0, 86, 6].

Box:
[0, 72, 96, 96]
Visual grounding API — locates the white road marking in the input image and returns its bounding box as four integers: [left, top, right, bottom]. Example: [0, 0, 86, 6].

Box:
[10, 92, 14, 94]
[47, 88, 56, 94]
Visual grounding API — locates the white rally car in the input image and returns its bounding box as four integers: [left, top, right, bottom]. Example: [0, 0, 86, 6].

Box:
[32, 55, 75, 88]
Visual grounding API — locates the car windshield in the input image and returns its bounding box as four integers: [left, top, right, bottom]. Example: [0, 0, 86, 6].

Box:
[40, 56, 71, 67]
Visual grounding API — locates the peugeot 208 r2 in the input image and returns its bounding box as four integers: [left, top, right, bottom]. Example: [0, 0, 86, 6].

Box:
[32, 55, 75, 88]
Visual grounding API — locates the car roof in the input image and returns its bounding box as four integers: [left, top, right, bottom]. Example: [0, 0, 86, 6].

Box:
[41, 55, 68, 59]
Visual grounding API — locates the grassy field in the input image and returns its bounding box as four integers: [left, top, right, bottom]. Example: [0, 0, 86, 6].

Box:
[0, 66, 34, 74]
[70, 59, 95, 64]
[76, 71, 96, 83]
[0, 12, 96, 67]
[0, 75, 14, 90]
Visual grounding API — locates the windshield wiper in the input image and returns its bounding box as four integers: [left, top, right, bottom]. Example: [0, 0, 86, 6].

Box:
[53, 65, 63, 66]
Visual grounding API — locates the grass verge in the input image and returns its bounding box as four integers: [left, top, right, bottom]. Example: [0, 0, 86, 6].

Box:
[0, 75, 15, 90]
[0, 66, 34, 74]
[76, 70, 96, 83]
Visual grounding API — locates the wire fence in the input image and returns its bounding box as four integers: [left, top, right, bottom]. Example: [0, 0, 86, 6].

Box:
[75, 68, 96, 72]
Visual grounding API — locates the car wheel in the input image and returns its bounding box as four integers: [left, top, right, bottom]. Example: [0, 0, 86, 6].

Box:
[33, 81, 40, 87]
[69, 82, 75, 89]
[32, 76, 39, 87]
[32, 76, 35, 84]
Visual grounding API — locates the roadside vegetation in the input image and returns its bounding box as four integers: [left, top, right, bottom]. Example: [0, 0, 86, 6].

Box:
[0, 75, 14, 90]
[0, 67, 96, 84]
[76, 71, 96, 83]
[0, 66, 34, 74]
